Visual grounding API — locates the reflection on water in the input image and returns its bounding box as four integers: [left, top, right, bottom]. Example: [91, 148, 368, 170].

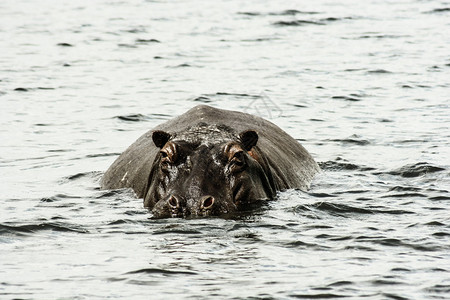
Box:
[1, 0, 449, 299]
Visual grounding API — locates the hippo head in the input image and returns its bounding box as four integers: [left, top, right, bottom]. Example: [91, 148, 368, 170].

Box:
[144, 124, 275, 218]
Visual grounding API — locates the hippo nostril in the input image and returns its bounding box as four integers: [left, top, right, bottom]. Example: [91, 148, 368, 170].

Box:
[201, 196, 215, 210]
[168, 195, 179, 208]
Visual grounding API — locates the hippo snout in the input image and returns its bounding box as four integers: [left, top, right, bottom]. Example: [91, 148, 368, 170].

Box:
[199, 195, 215, 215]
[164, 194, 216, 217]
[200, 195, 214, 209]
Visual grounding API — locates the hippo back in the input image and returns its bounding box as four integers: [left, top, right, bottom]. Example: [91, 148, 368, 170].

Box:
[101, 105, 319, 198]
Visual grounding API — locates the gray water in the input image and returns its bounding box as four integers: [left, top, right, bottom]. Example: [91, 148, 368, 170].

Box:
[1, 0, 449, 299]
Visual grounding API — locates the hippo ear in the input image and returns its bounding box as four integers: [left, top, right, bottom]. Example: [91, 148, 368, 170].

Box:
[152, 130, 171, 148]
[239, 130, 258, 151]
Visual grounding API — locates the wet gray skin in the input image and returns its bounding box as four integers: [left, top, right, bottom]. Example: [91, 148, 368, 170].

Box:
[101, 105, 320, 218]
[147, 128, 274, 217]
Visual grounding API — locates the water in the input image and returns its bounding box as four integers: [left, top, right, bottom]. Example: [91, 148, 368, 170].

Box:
[1, 0, 449, 298]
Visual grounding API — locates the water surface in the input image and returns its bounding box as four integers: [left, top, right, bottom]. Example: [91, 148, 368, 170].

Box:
[1, 0, 449, 299]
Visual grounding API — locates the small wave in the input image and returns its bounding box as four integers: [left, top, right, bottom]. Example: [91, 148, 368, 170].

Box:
[424, 221, 446, 226]
[192, 96, 212, 103]
[107, 219, 139, 225]
[388, 186, 421, 192]
[358, 34, 406, 39]
[0, 222, 89, 235]
[429, 195, 450, 201]
[383, 162, 445, 178]
[319, 159, 375, 171]
[172, 63, 192, 68]
[57, 42, 73, 47]
[305, 224, 334, 230]
[115, 114, 149, 122]
[40, 193, 82, 202]
[238, 10, 319, 17]
[270, 10, 320, 16]
[371, 279, 405, 285]
[284, 240, 317, 249]
[316, 234, 352, 241]
[40, 196, 59, 202]
[391, 267, 411, 273]
[85, 153, 120, 158]
[213, 92, 261, 98]
[148, 113, 172, 120]
[355, 236, 440, 251]
[327, 280, 353, 287]
[273, 20, 326, 26]
[367, 69, 392, 74]
[65, 171, 103, 181]
[332, 95, 361, 102]
[308, 192, 337, 198]
[273, 16, 353, 27]
[344, 68, 365, 72]
[310, 202, 373, 214]
[117, 43, 137, 48]
[293, 202, 371, 217]
[123, 27, 147, 34]
[321, 17, 353, 22]
[125, 268, 197, 276]
[372, 279, 406, 285]
[378, 118, 393, 122]
[425, 284, 450, 294]
[394, 139, 430, 144]
[47, 148, 72, 152]
[294, 202, 414, 216]
[0, 224, 34, 235]
[241, 37, 279, 42]
[237, 11, 262, 16]
[433, 232, 450, 237]
[14, 87, 29, 92]
[327, 137, 370, 146]
[381, 293, 408, 300]
[425, 8, 450, 14]
[152, 228, 202, 235]
[95, 188, 135, 199]
[381, 193, 427, 198]
[369, 208, 415, 215]
[289, 293, 347, 298]
[135, 38, 160, 44]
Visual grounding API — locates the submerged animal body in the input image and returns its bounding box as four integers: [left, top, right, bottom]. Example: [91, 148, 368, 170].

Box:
[101, 105, 319, 217]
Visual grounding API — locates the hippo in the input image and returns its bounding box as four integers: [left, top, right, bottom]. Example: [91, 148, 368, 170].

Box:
[101, 105, 319, 218]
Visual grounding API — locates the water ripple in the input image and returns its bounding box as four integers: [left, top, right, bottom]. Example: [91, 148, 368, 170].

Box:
[379, 162, 445, 178]
[1, 0, 449, 298]
[125, 268, 197, 276]
[0, 222, 89, 235]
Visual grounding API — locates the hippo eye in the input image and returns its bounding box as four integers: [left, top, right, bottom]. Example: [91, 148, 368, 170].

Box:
[230, 151, 246, 171]
[225, 144, 247, 173]
[232, 151, 244, 163]
[159, 142, 178, 165]
[160, 150, 175, 165]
